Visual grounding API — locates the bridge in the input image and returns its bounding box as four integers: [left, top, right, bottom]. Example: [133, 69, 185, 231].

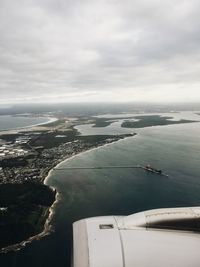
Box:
[53, 165, 169, 177]
[54, 165, 142, 170]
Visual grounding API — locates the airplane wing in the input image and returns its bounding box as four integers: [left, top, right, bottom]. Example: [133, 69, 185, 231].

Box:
[73, 207, 200, 267]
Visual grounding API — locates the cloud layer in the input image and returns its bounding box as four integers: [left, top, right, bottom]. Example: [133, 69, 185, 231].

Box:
[0, 0, 200, 103]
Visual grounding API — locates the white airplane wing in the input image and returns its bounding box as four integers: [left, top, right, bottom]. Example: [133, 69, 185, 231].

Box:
[73, 207, 200, 267]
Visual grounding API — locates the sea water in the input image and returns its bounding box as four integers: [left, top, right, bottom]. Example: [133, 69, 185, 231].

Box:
[0, 115, 54, 131]
[1, 113, 200, 267]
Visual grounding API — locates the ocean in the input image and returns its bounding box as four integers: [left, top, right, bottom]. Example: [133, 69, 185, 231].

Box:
[1, 111, 200, 267]
[0, 115, 55, 131]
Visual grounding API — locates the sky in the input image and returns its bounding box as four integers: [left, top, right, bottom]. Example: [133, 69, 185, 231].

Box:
[0, 0, 200, 104]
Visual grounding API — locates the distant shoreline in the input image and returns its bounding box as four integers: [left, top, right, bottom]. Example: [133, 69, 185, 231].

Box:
[0, 115, 58, 133]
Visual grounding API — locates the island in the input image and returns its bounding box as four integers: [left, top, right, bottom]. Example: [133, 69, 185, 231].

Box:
[121, 115, 197, 128]
[73, 115, 198, 128]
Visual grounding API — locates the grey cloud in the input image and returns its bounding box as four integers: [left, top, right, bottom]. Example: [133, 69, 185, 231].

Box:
[0, 0, 200, 103]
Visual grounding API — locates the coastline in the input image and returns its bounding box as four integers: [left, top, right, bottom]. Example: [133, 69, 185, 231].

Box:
[1, 113, 199, 254]
[44, 132, 137, 184]
[0, 116, 58, 134]
[0, 133, 136, 253]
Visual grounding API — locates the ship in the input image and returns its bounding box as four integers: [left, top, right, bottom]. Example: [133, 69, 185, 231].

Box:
[143, 164, 162, 174]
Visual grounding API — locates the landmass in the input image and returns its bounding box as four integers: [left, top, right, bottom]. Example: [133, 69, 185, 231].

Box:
[121, 115, 197, 128]
[74, 115, 198, 128]
[0, 182, 55, 249]
[0, 117, 135, 251]
[0, 113, 197, 251]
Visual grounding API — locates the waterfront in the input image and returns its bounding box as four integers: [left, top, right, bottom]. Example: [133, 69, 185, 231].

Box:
[1, 114, 200, 267]
[0, 115, 132, 251]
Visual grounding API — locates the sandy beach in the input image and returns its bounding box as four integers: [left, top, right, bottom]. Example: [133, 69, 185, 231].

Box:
[0, 133, 136, 253]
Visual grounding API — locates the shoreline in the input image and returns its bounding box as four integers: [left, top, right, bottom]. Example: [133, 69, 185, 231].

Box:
[0, 133, 136, 253]
[0, 116, 58, 134]
[44, 133, 137, 184]
[0, 111, 199, 254]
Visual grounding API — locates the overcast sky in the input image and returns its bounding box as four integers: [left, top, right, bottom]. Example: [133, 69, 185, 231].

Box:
[0, 0, 200, 104]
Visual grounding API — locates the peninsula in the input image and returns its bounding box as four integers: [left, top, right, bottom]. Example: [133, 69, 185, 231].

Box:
[0, 112, 197, 251]
[0, 116, 135, 251]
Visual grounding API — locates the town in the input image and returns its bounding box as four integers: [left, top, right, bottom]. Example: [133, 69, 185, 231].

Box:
[0, 120, 134, 184]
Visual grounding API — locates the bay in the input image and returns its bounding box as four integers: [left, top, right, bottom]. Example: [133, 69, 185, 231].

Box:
[1, 112, 200, 267]
[0, 115, 55, 131]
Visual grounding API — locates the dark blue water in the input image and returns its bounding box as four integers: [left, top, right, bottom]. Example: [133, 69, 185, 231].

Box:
[1, 114, 200, 267]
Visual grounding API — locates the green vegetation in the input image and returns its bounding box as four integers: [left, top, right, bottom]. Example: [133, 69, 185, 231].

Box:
[91, 116, 135, 128]
[0, 157, 28, 168]
[92, 118, 117, 127]
[0, 133, 22, 142]
[81, 115, 198, 129]
[0, 182, 55, 249]
[29, 127, 78, 149]
[78, 134, 134, 144]
[28, 126, 133, 149]
[121, 115, 197, 128]
[0, 115, 137, 251]
[42, 119, 65, 128]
